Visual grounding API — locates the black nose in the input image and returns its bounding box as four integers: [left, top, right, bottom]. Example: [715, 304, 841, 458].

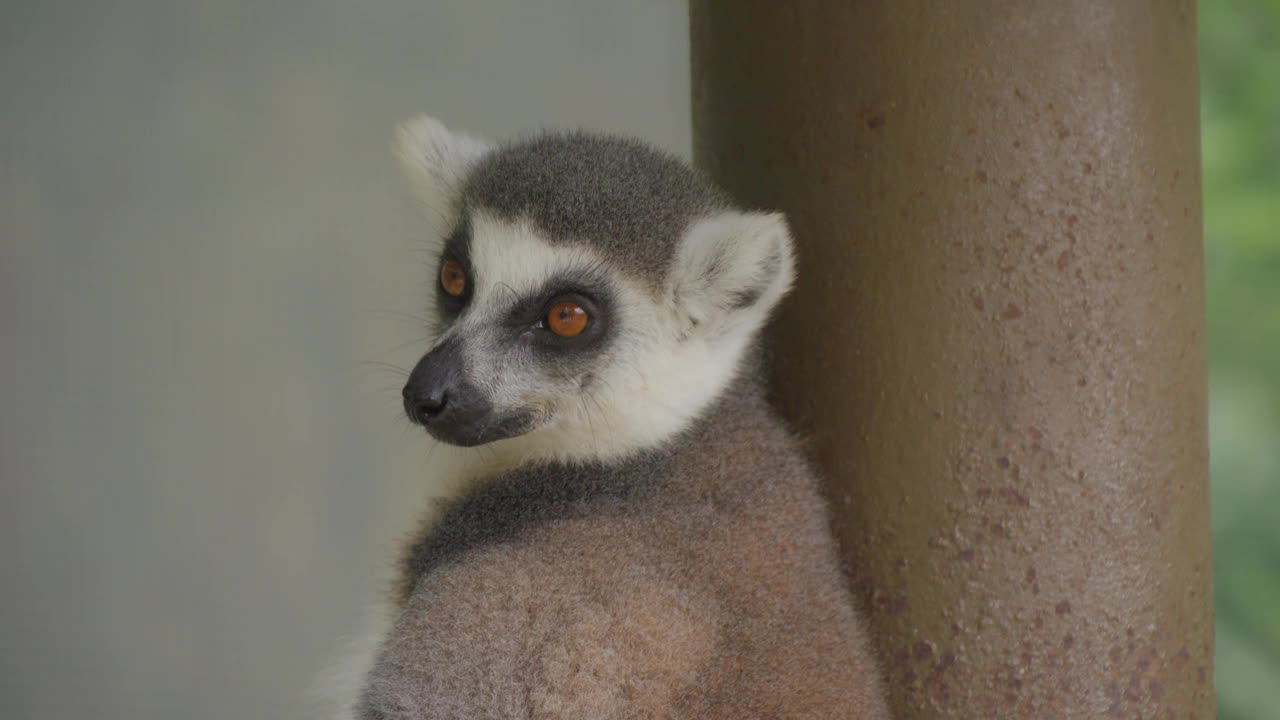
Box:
[402, 335, 475, 428]
[403, 386, 447, 424]
[401, 338, 504, 445]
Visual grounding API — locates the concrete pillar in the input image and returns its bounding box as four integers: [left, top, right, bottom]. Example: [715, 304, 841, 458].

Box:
[690, 2, 1213, 717]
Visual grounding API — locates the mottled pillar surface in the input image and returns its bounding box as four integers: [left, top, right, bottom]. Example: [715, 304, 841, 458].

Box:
[691, 2, 1212, 717]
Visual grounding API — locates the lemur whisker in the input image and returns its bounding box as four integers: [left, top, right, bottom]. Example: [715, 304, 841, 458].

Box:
[585, 389, 617, 452]
[361, 309, 436, 325]
[495, 281, 522, 306]
[365, 336, 433, 363]
[356, 360, 412, 378]
[579, 395, 600, 458]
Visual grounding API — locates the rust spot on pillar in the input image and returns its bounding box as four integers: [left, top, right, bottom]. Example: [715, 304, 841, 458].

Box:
[691, 1, 1212, 717]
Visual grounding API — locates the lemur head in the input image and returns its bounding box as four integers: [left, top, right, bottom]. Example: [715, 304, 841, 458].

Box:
[396, 115, 795, 465]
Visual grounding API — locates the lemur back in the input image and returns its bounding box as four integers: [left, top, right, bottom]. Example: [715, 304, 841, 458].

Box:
[354, 116, 888, 719]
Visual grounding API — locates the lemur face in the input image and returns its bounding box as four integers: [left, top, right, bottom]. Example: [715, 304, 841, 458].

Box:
[401, 210, 621, 447]
[396, 116, 796, 463]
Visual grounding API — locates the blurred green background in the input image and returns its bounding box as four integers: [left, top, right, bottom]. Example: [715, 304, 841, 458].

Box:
[1201, 1, 1280, 718]
[1, 1, 1275, 718]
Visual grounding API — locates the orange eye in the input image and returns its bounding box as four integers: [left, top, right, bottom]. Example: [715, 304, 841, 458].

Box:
[440, 259, 466, 297]
[546, 301, 589, 337]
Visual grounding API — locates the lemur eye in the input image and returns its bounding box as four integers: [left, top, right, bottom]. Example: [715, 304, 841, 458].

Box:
[440, 259, 466, 297]
[546, 301, 589, 337]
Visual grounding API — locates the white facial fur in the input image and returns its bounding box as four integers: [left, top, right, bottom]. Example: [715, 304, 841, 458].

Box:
[396, 115, 795, 470]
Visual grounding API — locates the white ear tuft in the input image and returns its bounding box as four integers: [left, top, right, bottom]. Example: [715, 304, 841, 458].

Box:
[670, 211, 796, 340]
[395, 115, 492, 229]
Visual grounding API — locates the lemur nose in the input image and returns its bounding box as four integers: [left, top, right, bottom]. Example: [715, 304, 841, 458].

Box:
[404, 387, 448, 424]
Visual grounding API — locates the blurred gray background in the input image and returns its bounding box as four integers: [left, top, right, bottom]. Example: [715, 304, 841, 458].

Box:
[1, 2, 688, 718]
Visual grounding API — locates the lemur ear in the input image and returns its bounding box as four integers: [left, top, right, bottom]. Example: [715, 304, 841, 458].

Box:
[670, 211, 796, 340]
[395, 115, 492, 229]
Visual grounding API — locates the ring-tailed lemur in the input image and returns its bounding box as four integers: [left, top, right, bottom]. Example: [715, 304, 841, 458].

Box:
[353, 115, 888, 719]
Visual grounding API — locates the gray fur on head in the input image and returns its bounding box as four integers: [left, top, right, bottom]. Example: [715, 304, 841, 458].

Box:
[462, 132, 730, 289]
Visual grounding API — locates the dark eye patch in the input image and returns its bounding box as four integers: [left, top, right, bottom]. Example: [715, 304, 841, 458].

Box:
[499, 272, 615, 355]
[434, 220, 474, 319]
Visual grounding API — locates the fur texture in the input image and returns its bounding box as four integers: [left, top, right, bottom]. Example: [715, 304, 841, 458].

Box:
[350, 116, 888, 719]
[462, 131, 729, 288]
